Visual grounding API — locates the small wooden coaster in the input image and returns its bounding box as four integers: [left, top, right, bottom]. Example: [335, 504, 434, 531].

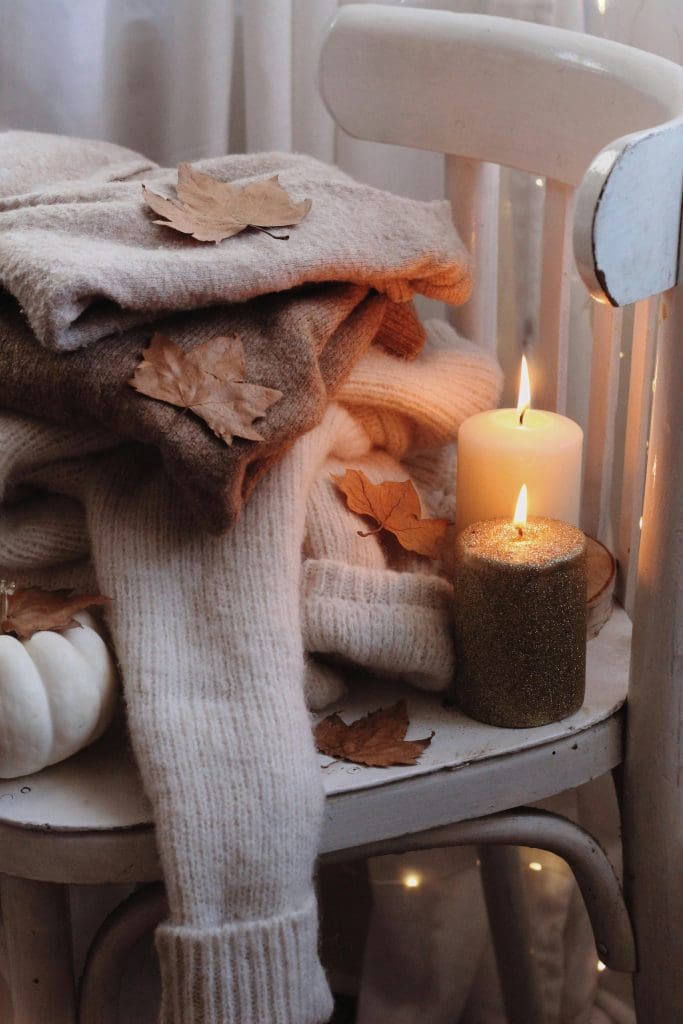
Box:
[586, 536, 616, 639]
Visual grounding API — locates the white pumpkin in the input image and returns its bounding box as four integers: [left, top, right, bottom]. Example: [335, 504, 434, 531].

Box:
[0, 611, 118, 778]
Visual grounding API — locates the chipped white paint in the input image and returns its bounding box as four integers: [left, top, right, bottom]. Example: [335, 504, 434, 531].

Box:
[4, 8, 683, 1021]
[576, 124, 683, 306]
[317, 608, 631, 798]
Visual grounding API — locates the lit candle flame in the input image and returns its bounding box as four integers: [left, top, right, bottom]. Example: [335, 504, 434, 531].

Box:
[513, 484, 528, 537]
[517, 355, 531, 425]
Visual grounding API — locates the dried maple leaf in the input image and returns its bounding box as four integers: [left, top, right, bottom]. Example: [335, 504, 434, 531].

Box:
[314, 700, 434, 768]
[129, 333, 283, 445]
[142, 162, 312, 242]
[332, 469, 449, 559]
[2, 588, 109, 641]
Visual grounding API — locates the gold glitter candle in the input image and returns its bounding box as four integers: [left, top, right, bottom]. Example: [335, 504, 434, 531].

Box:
[453, 516, 587, 728]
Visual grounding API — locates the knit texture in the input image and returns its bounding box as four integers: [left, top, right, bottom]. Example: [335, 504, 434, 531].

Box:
[22, 411, 350, 1024]
[0, 322, 501, 1023]
[303, 560, 455, 693]
[0, 286, 391, 532]
[0, 132, 473, 531]
[0, 132, 471, 352]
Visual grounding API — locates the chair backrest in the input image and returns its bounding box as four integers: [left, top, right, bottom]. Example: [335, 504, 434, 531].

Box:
[319, 4, 683, 618]
[320, 13, 683, 1000]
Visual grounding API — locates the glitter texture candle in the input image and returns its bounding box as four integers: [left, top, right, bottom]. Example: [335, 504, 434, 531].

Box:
[453, 516, 587, 728]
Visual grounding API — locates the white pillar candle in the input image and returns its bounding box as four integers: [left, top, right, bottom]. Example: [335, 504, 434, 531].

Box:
[455, 358, 583, 532]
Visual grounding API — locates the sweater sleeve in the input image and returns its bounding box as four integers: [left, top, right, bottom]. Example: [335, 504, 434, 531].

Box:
[77, 406, 370, 1024]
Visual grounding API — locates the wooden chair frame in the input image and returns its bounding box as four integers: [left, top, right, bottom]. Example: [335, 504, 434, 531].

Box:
[2, 8, 683, 1023]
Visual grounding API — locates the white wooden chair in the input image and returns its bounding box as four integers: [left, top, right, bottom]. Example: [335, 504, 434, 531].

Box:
[2, 7, 683, 1022]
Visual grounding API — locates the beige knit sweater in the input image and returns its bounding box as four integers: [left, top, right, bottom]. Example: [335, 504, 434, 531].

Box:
[0, 323, 501, 1023]
[0, 133, 471, 352]
[0, 131, 473, 532]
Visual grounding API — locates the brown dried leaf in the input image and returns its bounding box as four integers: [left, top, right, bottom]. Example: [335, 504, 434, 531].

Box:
[129, 333, 283, 445]
[142, 163, 312, 242]
[315, 700, 433, 768]
[332, 469, 449, 559]
[3, 589, 109, 641]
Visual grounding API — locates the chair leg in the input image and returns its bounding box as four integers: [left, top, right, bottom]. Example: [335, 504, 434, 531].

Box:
[478, 845, 547, 1024]
[0, 873, 76, 1024]
[326, 806, 635, 972]
[79, 882, 167, 1024]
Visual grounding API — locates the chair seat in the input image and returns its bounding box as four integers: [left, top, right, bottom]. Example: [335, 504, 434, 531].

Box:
[0, 606, 631, 882]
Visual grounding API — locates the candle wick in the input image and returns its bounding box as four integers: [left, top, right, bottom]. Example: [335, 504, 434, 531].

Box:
[516, 526, 524, 539]
[518, 405, 528, 426]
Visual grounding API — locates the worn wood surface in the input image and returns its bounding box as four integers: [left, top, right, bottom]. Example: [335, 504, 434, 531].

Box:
[79, 883, 167, 1024]
[0, 874, 76, 1024]
[618, 298, 659, 615]
[586, 537, 616, 639]
[0, 609, 631, 884]
[582, 303, 624, 547]
[623, 284, 683, 1022]
[576, 125, 683, 306]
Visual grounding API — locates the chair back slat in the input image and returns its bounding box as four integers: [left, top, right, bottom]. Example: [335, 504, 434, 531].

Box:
[581, 303, 624, 545]
[445, 155, 499, 351]
[319, 14, 683, 1004]
[618, 298, 660, 615]
[321, 3, 683, 622]
[533, 180, 575, 415]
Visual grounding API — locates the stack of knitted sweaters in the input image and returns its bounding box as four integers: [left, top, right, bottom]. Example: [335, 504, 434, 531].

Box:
[0, 131, 501, 1024]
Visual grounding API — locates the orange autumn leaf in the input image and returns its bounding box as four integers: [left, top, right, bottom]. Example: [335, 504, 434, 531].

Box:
[142, 163, 312, 242]
[129, 333, 283, 445]
[315, 700, 434, 768]
[332, 469, 449, 559]
[2, 588, 109, 642]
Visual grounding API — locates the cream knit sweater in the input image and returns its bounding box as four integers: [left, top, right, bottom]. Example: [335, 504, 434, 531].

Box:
[0, 323, 501, 1023]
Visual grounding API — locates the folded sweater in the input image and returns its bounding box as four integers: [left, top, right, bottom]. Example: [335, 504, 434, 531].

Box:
[0, 133, 472, 352]
[0, 132, 472, 531]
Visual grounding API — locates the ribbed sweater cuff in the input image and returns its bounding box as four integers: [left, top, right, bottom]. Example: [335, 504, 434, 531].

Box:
[156, 898, 333, 1024]
[302, 559, 455, 691]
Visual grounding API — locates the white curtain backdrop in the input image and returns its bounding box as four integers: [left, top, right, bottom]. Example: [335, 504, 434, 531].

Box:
[2, 0, 682, 173]
[0, 1, 678, 1021]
